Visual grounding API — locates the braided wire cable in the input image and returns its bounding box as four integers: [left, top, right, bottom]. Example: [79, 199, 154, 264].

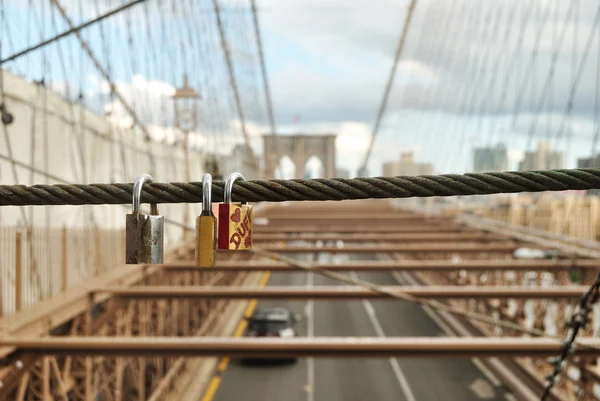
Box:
[1, 168, 600, 206]
[541, 271, 600, 400]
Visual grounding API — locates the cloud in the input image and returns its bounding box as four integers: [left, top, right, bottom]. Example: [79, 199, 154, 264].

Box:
[102, 73, 175, 127]
[508, 149, 524, 162]
[256, 0, 600, 128]
[9, 0, 600, 177]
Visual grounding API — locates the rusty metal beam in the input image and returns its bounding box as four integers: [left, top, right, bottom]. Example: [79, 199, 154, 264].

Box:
[0, 241, 195, 362]
[256, 243, 532, 253]
[261, 214, 451, 221]
[259, 200, 393, 211]
[461, 213, 600, 250]
[2, 337, 600, 358]
[93, 285, 589, 299]
[460, 214, 600, 259]
[160, 259, 598, 272]
[146, 281, 231, 401]
[254, 225, 468, 234]
[253, 232, 505, 242]
[0, 353, 40, 399]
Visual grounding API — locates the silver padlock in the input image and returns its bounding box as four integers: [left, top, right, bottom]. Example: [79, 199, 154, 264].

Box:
[125, 174, 164, 264]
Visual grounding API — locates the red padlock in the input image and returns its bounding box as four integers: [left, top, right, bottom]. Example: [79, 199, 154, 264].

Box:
[218, 173, 252, 250]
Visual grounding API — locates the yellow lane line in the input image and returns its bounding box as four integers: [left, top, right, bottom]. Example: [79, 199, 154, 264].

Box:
[200, 271, 271, 401]
[201, 377, 222, 401]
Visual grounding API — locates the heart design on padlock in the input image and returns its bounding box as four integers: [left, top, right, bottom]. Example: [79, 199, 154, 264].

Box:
[230, 208, 241, 223]
[244, 232, 252, 248]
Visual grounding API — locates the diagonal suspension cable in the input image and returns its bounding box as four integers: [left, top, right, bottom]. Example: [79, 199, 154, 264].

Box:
[510, 0, 555, 126]
[0, 0, 147, 65]
[250, 245, 600, 401]
[524, 2, 576, 151]
[211, 0, 259, 176]
[402, 0, 454, 142]
[589, 12, 600, 165]
[554, 4, 600, 144]
[49, 0, 157, 176]
[250, 0, 276, 137]
[486, 1, 536, 147]
[359, 0, 417, 175]
[250, 248, 559, 337]
[420, 1, 474, 168]
[444, 2, 502, 173]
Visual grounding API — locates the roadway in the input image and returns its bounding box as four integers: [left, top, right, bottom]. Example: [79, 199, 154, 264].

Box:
[208, 247, 515, 401]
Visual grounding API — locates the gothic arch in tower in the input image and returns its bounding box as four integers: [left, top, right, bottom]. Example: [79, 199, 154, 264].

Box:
[263, 134, 337, 179]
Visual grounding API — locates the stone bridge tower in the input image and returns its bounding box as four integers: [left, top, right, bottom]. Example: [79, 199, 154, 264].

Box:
[263, 134, 337, 178]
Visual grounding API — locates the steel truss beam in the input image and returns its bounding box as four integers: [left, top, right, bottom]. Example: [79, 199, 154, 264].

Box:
[461, 214, 600, 259]
[0, 237, 249, 400]
[160, 259, 599, 272]
[256, 243, 535, 253]
[3, 337, 600, 358]
[93, 285, 589, 299]
[254, 225, 468, 233]
[253, 232, 506, 242]
[260, 214, 452, 221]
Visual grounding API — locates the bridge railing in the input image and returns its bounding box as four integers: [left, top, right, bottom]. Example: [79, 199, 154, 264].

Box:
[411, 250, 599, 400]
[465, 194, 600, 242]
[0, 226, 125, 316]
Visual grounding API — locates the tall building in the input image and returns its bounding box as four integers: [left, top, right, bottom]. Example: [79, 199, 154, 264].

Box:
[473, 143, 508, 172]
[577, 154, 600, 168]
[383, 152, 433, 176]
[577, 154, 600, 195]
[518, 141, 563, 171]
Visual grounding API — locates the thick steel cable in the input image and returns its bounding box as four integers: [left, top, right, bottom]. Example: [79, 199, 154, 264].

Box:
[540, 271, 600, 400]
[2, 168, 600, 206]
[0, 168, 578, 205]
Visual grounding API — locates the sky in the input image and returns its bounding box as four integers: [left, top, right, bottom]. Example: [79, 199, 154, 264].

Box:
[2, 0, 600, 178]
[255, 0, 600, 175]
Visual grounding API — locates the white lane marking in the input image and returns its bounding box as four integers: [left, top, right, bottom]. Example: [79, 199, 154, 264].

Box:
[351, 273, 416, 401]
[392, 271, 502, 388]
[469, 378, 496, 399]
[470, 359, 501, 388]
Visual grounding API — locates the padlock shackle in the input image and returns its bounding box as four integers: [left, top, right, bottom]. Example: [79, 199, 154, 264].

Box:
[132, 174, 154, 213]
[224, 172, 246, 204]
[202, 173, 212, 213]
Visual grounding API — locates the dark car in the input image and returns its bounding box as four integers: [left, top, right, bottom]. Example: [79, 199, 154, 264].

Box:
[242, 307, 299, 364]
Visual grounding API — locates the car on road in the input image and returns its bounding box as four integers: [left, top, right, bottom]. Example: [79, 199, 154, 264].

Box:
[242, 307, 300, 364]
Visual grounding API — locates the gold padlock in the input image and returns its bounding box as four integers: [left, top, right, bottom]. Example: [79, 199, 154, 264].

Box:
[196, 173, 217, 267]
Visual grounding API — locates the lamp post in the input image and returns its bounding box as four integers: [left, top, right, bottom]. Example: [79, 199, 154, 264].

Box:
[172, 73, 200, 238]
